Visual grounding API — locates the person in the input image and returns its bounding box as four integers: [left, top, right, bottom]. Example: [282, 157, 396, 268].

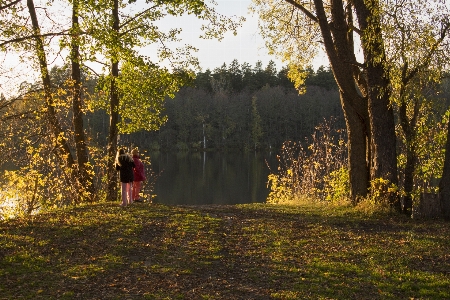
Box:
[131, 148, 146, 202]
[115, 148, 135, 206]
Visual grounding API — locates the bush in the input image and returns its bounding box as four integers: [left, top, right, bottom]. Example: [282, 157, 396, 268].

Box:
[266, 118, 347, 203]
[323, 166, 350, 203]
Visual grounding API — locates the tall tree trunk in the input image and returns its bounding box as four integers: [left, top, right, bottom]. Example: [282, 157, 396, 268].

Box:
[353, 0, 400, 211]
[402, 146, 415, 215]
[341, 93, 370, 201]
[439, 118, 450, 219]
[27, 0, 75, 168]
[313, 0, 370, 201]
[399, 98, 420, 216]
[71, 0, 95, 201]
[106, 0, 120, 201]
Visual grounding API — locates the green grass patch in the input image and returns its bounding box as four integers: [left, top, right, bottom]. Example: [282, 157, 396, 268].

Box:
[0, 201, 449, 299]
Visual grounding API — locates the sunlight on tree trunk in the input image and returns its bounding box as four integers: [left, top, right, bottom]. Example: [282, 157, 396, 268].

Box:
[26, 0, 75, 173]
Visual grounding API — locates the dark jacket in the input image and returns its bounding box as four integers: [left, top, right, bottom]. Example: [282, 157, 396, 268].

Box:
[133, 155, 146, 182]
[116, 154, 135, 183]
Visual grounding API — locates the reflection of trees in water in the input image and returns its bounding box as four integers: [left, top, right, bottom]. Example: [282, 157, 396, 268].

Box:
[150, 152, 276, 205]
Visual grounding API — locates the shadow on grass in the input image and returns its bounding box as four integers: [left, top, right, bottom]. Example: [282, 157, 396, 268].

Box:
[0, 202, 449, 299]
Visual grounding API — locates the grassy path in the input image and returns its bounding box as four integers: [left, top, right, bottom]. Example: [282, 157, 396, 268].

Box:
[0, 202, 449, 299]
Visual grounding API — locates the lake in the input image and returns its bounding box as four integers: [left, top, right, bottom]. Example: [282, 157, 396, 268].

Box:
[147, 151, 278, 205]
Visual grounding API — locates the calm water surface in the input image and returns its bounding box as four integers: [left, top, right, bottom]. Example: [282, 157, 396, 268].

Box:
[148, 151, 277, 205]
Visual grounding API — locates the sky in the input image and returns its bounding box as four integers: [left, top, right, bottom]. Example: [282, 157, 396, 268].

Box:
[144, 0, 328, 72]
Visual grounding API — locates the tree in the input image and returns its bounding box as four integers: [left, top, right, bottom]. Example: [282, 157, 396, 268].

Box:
[70, 0, 94, 200]
[251, 0, 372, 203]
[1, 0, 96, 204]
[305, 66, 338, 90]
[379, 0, 450, 215]
[228, 59, 244, 93]
[0, 0, 243, 204]
[440, 113, 450, 219]
[253, 0, 450, 213]
[80, 0, 243, 200]
[25, 0, 77, 183]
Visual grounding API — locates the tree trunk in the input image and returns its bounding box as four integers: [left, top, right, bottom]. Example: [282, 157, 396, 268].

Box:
[106, 0, 120, 201]
[313, 0, 370, 201]
[439, 118, 450, 219]
[340, 93, 370, 201]
[402, 146, 415, 215]
[71, 0, 95, 200]
[366, 64, 399, 209]
[399, 98, 420, 216]
[353, 0, 400, 211]
[27, 0, 75, 168]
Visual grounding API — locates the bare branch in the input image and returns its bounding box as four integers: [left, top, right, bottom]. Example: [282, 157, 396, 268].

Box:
[83, 63, 102, 77]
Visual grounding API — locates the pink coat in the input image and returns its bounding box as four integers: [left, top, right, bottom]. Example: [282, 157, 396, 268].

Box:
[132, 155, 146, 182]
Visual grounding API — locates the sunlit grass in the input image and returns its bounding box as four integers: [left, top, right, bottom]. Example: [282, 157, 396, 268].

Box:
[0, 201, 449, 299]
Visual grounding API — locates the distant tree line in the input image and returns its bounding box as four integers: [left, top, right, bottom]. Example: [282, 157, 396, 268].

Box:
[87, 60, 343, 151]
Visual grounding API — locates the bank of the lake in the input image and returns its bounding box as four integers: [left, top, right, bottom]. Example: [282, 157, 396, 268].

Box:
[1, 201, 449, 299]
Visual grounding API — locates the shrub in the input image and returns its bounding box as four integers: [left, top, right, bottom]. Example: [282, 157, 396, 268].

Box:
[266, 117, 347, 203]
[323, 166, 350, 203]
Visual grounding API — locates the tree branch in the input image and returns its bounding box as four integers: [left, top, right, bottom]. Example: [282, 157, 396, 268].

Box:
[1, 110, 36, 121]
[119, 3, 160, 30]
[283, 0, 361, 35]
[404, 21, 450, 85]
[0, 0, 21, 11]
[0, 30, 70, 48]
[119, 24, 146, 38]
[283, 0, 318, 22]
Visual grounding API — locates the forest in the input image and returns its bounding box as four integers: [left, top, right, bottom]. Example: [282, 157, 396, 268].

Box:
[1, 0, 450, 220]
[92, 61, 343, 152]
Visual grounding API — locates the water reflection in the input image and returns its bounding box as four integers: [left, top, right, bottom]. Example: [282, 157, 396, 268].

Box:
[148, 151, 276, 205]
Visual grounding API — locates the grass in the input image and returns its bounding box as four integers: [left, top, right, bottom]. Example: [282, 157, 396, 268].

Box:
[0, 201, 449, 299]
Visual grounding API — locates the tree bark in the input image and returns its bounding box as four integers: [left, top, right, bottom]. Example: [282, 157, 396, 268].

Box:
[399, 97, 420, 216]
[340, 93, 370, 201]
[313, 0, 370, 201]
[106, 0, 120, 201]
[71, 0, 95, 200]
[353, 0, 400, 211]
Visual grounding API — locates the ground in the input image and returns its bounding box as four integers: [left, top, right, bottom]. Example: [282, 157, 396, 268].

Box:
[0, 202, 449, 299]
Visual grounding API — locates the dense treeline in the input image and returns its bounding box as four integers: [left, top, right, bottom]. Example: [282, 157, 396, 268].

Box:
[88, 60, 343, 151]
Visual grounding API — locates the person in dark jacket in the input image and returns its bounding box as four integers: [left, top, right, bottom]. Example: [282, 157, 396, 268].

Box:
[131, 148, 146, 202]
[115, 148, 135, 206]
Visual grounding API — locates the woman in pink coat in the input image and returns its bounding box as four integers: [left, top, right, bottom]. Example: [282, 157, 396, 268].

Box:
[131, 148, 146, 202]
